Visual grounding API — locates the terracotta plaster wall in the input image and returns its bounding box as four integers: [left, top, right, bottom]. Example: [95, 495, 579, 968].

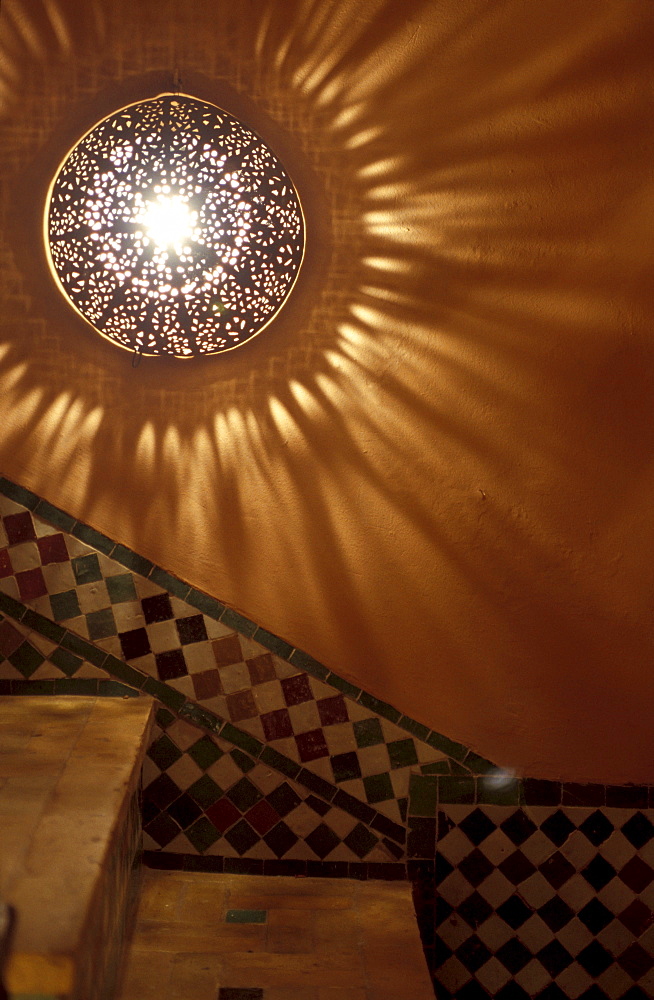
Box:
[1, 0, 653, 782]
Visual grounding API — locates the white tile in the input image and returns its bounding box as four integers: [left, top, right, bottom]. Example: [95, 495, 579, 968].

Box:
[287, 700, 322, 735]
[437, 915, 475, 951]
[179, 640, 214, 675]
[145, 618, 180, 653]
[475, 828, 514, 867]
[597, 917, 634, 957]
[203, 616, 234, 640]
[521, 830, 558, 866]
[0, 498, 26, 516]
[323, 808, 358, 838]
[598, 962, 636, 1000]
[476, 915, 513, 952]
[64, 536, 95, 558]
[436, 956, 473, 993]
[253, 678, 286, 713]
[8, 541, 40, 572]
[555, 961, 592, 999]
[32, 516, 58, 538]
[323, 721, 358, 756]
[247, 764, 286, 796]
[438, 871, 477, 907]
[517, 913, 555, 953]
[601, 831, 640, 869]
[356, 743, 390, 777]
[473, 956, 511, 994]
[219, 660, 251, 694]
[285, 802, 326, 838]
[113, 599, 147, 633]
[515, 958, 551, 996]
[76, 581, 111, 614]
[555, 916, 593, 957]
[516, 871, 556, 909]
[389, 767, 411, 800]
[561, 830, 599, 869]
[0, 577, 20, 599]
[477, 869, 521, 908]
[41, 561, 76, 594]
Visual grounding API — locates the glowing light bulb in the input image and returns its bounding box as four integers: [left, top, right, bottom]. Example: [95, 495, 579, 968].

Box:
[140, 194, 197, 251]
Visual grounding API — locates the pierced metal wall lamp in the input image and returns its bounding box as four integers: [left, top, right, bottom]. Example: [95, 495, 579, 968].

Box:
[45, 94, 304, 358]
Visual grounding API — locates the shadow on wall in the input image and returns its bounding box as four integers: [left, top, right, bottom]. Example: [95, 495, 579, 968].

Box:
[1, 0, 654, 774]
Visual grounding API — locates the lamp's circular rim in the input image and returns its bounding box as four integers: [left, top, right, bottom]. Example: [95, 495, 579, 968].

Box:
[43, 92, 306, 359]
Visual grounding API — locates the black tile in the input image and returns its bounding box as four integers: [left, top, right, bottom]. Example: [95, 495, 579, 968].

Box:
[305, 823, 341, 859]
[458, 983, 491, 1000]
[539, 851, 575, 889]
[407, 817, 436, 860]
[155, 648, 188, 681]
[540, 810, 575, 846]
[435, 854, 454, 885]
[619, 856, 654, 892]
[582, 855, 616, 891]
[227, 778, 263, 812]
[606, 785, 648, 809]
[263, 821, 299, 859]
[266, 782, 302, 818]
[231, 749, 256, 774]
[344, 823, 378, 859]
[459, 808, 497, 846]
[458, 891, 494, 929]
[382, 837, 404, 860]
[188, 775, 223, 810]
[536, 987, 568, 1000]
[147, 734, 183, 771]
[353, 717, 384, 748]
[620, 988, 651, 1000]
[459, 849, 495, 887]
[331, 751, 362, 783]
[621, 812, 654, 849]
[119, 627, 151, 660]
[537, 940, 573, 977]
[371, 813, 406, 844]
[142, 593, 174, 624]
[155, 707, 175, 728]
[499, 850, 537, 885]
[143, 773, 182, 810]
[176, 614, 208, 645]
[144, 812, 180, 847]
[537, 896, 574, 932]
[142, 800, 162, 825]
[185, 818, 221, 854]
[496, 894, 532, 930]
[562, 782, 605, 807]
[224, 819, 261, 856]
[578, 897, 614, 934]
[188, 736, 223, 770]
[576, 940, 613, 977]
[618, 942, 654, 980]
[224, 858, 264, 875]
[167, 793, 203, 830]
[495, 980, 531, 1000]
[496, 937, 532, 974]
[263, 860, 307, 877]
[579, 810, 614, 846]
[578, 988, 610, 1000]
[456, 935, 492, 973]
[500, 811, 537, 846]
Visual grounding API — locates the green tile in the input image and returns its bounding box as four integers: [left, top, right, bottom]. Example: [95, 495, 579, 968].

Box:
[252, 627, 293, 659]
[72, 522, 115, 555]
[12, 680, 54, 696]
[50, 590, 81, 622]
[185, 588, 225, 618]
[103, 654, 147, 689]
[105, 573, 138, 604]
[231, 749, 256, 773]
[325, 672, 360, 698]
[188, 736, 224, 770]
[72, 553, 102, 585]
[0, 477, 39, 509]
[463, 751, 497, 774]
[185, 816, 221, 853]
[226, 909, 266, 924]
[387, 738, 419, 770]
[477, 773, 522, 806]
[220, 608, 257, 637]
[220, 722, 263, 757]
[438, 776, 476, 804]
[420, 760, 451, 775]
[21, 609, 65, 644]
[61, 631, 107, 666]
[155, 707, 175, 729]
[111, 544, 153, 578]
[49, 646, 83, 677]
[353, 717, 384, 748]
[149, 566, 191, 600]
[426, 731, 468, 762]
[188, 774, 223, 810]
[363, 772, 394, 804]
[344, 823, 378, 859]
[142, 677, 185, 710]
[54, 678, 98, 695]
[398, 716, 430, 742]
[178, 701, 222, 733]
[148, 734, 183, 770]
[259, 746, 301, 779]
[86, 607, 117, 640]
[98, 680, 140, 697]
[0, 591, 26, 620]
[33, 499, 75, 532]
[408, 774, 438, 817]
[9, 642, 45, 678]
[357, 691, 401, 724]
[288, 648, 329, 680]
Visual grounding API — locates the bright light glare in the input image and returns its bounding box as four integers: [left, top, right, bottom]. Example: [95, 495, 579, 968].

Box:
[140, 195, 198, 250]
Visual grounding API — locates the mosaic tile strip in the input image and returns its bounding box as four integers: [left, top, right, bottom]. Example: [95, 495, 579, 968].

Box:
[417, 804, 654, 999]
[0, 476, 478, 768]
[141, 710, 401, 865]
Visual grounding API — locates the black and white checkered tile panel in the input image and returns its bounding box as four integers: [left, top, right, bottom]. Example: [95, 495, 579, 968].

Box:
[425, 805, 654, 999]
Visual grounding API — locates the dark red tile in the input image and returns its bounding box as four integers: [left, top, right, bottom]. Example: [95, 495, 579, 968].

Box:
[206, 797, 241, 833]
[0, 620, 24, 656]
[295, 728, 329, 762]
[226, 690, 258, 722]
[245, 799, 279, 835]
[246, 653, 276, 685]
[0, 549, 13, 578]
[281, 673, 313, 706]
[4, 512, 36, 545]
[16, 567, 47, 601]
[619, 856, 654, 893]
[618, 942, 654, 979]
[119, 627, 152, 661]
[212, 634, 243, 667]
[192, 669, 223, 700]
[261, 708, 293, 741]
[36, 533, 68, 565]
[317, 694, 349, 726]
[618, 899, 654, 937]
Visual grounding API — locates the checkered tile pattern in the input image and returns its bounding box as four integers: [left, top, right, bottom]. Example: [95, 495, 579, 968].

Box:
[427, 805, 654, 999]
[143, 709, 398, 864]
[0, 493, 447, 826]
[0, 612, 106, 680]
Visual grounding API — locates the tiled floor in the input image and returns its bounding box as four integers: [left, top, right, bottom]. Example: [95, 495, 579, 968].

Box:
[118, 869, 435, 999]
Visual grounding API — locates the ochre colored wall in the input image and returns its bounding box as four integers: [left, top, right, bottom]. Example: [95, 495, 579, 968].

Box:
[1, 0, 653, 782]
